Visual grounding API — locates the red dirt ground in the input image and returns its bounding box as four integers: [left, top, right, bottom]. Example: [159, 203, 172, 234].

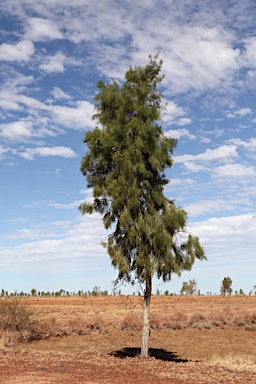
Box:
[0, 296, 256, 383]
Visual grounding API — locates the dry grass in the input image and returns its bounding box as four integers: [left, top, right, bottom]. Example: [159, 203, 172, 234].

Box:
[1, 296, 256, 346]
[0, 298, 41, 345]
[211, 354, 256, 372]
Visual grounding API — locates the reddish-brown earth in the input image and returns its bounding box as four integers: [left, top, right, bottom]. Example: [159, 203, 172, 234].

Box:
[0, 296, 256, 383]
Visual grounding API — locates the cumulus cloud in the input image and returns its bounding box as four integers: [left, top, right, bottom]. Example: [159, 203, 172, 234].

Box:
[38, 52, 81, 73]
[165, 128, 195, 140]
[0, 40, 34, 62]
[189, 212, 256, 264]
[161, 25, 240, 94]
[175, 118, 193, 126]
[162, 101, 186, 123]
[50, 101, 94, 129]
[19, 146, 78, 160]
[0, 121, 34, 140]
[174, 145, 238, 164]
[0, 85, 94, 141]
[25, 17, 64, 41]
[229, 137, 256, 151]
[213, 163, 256, 179]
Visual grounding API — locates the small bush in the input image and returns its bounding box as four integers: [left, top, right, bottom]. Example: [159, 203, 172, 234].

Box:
[187, 313, 206, 326]
[121, 314, 142, 330]
[193, 322, 212, 330]
[166, 320, 184, 330]
[0, 298, 40, 342]
[68, 315, 109, 335]
[169, 312, 188, 324]
[208, 311, 226, 326]
[235, 320, 245, 327]
[150, 313, 162, 329]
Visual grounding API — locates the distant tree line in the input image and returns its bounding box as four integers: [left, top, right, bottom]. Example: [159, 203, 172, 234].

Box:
[1, 281, 255, 298]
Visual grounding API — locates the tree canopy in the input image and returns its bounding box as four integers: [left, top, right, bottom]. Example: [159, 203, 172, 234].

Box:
[220, 276, 233, 296]
[79, 54, 206, 356]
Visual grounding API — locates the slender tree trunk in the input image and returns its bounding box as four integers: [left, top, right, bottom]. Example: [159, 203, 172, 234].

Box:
[141, 275, 152, 358]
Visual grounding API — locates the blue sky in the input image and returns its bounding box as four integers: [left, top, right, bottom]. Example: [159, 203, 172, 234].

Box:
[0, 0, 256, 295]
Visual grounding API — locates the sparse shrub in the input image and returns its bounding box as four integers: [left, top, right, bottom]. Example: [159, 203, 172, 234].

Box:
[38, 317, 65, 338]
[0, 298, 40, 342]
[235, 319, 245, 327]
[69, 315, 109, 335]
[121, 314, 142, 330]
[193, 322, 212, 330]
[187, 313, 206, 326]
[244, 312, 256, 325]
[150, 313, 162, 329]
[208, 311, 226, 326]
[0, 331, 21, 347]
[170, 312, 188, 323]
[166, 320, 183, 330]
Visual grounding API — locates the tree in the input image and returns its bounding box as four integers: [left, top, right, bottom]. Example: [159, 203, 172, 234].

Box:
[220, 277, 233, 296]
[79, 54, 206, 357]
[30, 288, 37, 297]
[180, 279, 197, 296]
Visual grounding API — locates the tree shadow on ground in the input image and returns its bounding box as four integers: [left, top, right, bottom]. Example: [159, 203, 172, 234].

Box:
[110, 347, 189, 362]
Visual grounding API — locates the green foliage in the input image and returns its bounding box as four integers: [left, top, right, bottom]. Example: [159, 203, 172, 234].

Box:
[180, 279, 197, 295]
[80, 54, 206, 287]
[220, 276, 233, 296]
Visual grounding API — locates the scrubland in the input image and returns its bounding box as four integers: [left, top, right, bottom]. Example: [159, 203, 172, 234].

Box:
[0, 295, 256, 383]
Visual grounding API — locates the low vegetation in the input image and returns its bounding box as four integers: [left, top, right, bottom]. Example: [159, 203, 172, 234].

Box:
[0, 298, 40, 346]
[1, 296, 256, 348]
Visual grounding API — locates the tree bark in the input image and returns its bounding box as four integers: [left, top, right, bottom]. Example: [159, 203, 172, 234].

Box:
[141, 275, 152, 358]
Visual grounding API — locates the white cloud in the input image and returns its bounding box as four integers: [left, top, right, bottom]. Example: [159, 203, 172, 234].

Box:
[162, 101, 186, 123]
[0, 40, 34, 62]
[0, 86, 95, 141]
[200, 138, 211, 144]
[0, 90, 23, 110]
[175, 118, 193, 126]
[50, 101, 94, 129]
[242, 36, 256, 68]
[48, 199, 85, 209]
[165, 128, 195, 140]
[161, 25, 240, 94]
[0, 215, 109, 271]
[166, 178, 195, 188]
[227, 107, 252, 118]
[229, 137, 256, 151]
[174, 145, 238, 164]
[50, 87, 71, 100]
[190, 212, 256, 265]
[39, 52, 67, 73]
[0, 145, 11, 160]
[0, 121, 34, 140]
[235, 108, 252, 116]
[20, 146, 78, 160]
[25, 17, 64, 41]
[213, 163, 256, 179]
[182, 162, 207, 173]
[185, 199, 237, 217]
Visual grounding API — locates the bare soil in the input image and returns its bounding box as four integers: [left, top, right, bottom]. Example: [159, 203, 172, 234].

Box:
[0, 296, 256, 383]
